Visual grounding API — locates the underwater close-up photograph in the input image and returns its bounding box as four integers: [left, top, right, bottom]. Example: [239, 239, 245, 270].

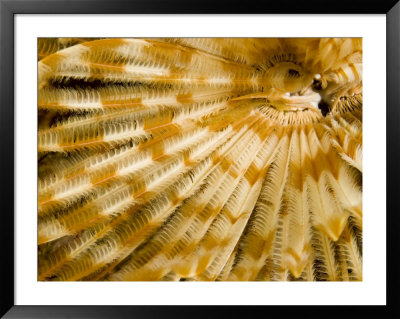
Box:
[37, 37, 363, 282]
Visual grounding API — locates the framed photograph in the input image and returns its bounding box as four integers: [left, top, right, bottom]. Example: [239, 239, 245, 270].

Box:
[1, 0, 399, 317]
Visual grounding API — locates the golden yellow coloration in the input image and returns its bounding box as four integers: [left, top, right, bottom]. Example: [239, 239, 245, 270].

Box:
[38, 38, 362, 281]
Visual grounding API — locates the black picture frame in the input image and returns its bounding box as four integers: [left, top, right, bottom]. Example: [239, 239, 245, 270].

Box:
[1, 0, 399, 318]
